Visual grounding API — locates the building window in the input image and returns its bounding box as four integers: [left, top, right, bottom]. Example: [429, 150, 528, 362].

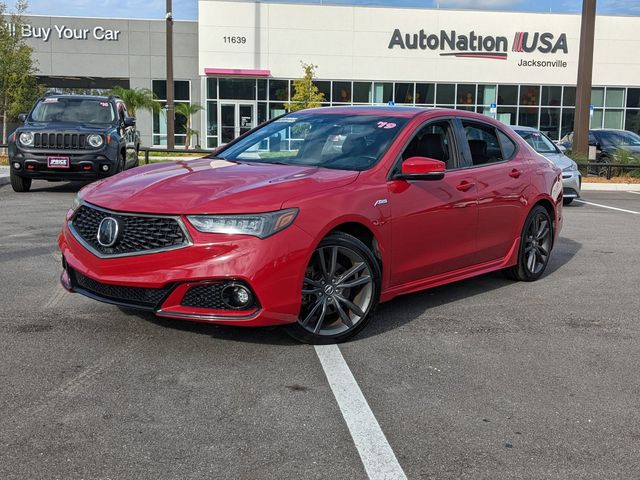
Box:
[394, 83, 414, 104]
[151, 79, 190, 147]
[219, 78, 256, 100]
[353, 82, 372, 103]
[332, 81, 352, 103]
[415, 83, 435, 105]
[436, 83, 455, 105]
[373, 83, 392, 104]
[457, 84, 475, 106]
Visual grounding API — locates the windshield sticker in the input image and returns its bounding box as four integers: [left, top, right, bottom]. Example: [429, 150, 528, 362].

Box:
[275, 117, 297, 123]
[377, 121, 397, 129]
[100, 102, 109, 107]
[43, 97, 58, 103]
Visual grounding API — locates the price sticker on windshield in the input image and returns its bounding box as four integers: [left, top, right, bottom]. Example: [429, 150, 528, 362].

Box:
[376, 121, 397, 129]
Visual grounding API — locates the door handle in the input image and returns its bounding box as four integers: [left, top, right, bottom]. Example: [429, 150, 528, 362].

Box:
[509, 169, 522, 178]
[456, 180, 475, 192]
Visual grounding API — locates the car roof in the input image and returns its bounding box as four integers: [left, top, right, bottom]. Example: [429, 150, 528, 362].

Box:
[42, 94, 113, 101]
[300, 105, 438, 118]
[510, 125, 538, 132]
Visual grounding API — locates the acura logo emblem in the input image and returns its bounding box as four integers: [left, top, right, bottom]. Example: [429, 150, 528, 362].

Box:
[97, 217, 121, 247]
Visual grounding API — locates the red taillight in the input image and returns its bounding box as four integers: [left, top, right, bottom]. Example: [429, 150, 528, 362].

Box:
[106, 134, 111, 145]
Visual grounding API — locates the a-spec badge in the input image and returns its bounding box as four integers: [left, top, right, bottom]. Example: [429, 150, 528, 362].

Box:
[374, 199, 388, 207]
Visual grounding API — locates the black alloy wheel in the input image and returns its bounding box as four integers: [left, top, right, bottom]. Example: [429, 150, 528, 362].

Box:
[285, 232, 381, 344]
[505, 205, 553, 281]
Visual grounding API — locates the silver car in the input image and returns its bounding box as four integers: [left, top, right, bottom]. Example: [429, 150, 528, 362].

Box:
[513, 126, 581, 205]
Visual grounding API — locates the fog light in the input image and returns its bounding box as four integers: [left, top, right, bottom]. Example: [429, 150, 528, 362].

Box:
[221, 283, 253, 309]
[13, 162, 21, 170]
[101, 164, 110, 172]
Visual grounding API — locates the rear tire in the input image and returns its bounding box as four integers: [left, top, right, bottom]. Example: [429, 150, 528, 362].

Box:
[284, 232, 381, 344]
[504, 205, 553, 282]
[563, 198, 574, 206]
[10, 170, 32, 192]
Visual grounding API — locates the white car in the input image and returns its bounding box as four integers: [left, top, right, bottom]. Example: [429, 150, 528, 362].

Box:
[513, 126, 581, 205]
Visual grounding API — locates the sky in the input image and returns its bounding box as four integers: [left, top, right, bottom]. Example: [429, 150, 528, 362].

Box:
[12, 0, 640, 20]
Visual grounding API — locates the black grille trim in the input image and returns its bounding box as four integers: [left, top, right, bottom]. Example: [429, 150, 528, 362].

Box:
[181, 282, 259, 311]
[70, 202, 192, 258]
[33, 131, 88, 150]
[71, 268, 174, 310]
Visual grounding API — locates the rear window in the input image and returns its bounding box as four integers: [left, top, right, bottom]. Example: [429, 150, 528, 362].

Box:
[30, 98, 116, 124]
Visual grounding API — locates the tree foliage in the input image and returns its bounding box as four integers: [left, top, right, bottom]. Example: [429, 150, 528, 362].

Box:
[175, 102, 204, 149]
[110, 86, 160, 117]
[0, 0, 43, 144]
[285, 62, 325, 112]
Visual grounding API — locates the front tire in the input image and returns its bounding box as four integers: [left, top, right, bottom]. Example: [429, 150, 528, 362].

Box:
[284, 232, 381, 344]
[10, 170, 32, 192]
[505, 205, 553, 282]
[563, 198, 574, 206]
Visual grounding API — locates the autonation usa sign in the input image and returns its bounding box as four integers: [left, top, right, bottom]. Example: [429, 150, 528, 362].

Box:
[388, 29, 568, 62]
[8, 23, 121, 41]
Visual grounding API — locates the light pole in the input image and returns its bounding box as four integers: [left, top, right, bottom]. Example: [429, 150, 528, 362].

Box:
[166, 0, 175, 149]
[573, 0, 596, 157]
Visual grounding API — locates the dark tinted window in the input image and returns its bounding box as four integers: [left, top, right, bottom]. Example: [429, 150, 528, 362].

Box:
[497, 130, 517, 159]
[462, 121, 504, 165]
[401, 121, 454, 169]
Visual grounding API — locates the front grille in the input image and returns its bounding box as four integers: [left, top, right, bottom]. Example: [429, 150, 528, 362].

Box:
[72, 269, 173, 309]
[71, 204, 189, 257]
[181, 283, 258, 311]
[33, 132, 87, 149]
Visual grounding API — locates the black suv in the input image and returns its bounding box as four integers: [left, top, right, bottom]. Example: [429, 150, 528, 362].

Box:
[8, 94, 140, 192]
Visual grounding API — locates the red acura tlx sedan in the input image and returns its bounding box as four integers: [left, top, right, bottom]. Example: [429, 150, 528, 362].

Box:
[59, 107, 563, 343]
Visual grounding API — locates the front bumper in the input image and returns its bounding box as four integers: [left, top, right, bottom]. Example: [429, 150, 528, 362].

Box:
[562, 170, 582, 199]
[58, 216, 315, 326]
[10, 150, 116, 181]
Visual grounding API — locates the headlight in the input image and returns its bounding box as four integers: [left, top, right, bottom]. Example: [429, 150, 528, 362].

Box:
[19, 132, 34, 146]
[562, 162, 578, 172]
[187, 209, 298, 239]
[71, 193, 82, 212]
[87, 134, 103, 148]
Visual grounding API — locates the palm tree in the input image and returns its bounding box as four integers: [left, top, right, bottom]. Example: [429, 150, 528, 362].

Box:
[110, 86, 160, 117]
[175, 102, 204, 149]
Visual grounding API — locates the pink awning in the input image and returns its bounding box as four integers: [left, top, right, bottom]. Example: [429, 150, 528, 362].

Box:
[204, 68, 271, 77]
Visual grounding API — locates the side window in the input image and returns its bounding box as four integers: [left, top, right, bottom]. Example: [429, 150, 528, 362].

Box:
[497, 130, 517, 160]
[462, 121, 504, 166]
[401, 120, 455, 169]
[588, 132, 597, 145]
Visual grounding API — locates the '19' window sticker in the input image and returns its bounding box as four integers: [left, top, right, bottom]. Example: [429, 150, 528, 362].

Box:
[377, 121, 397, 129]
[100, 102, 109, 107]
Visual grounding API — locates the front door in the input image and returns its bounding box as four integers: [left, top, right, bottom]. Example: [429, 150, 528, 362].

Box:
[388, 119, 479, 287]
[220, 102, 256, 145]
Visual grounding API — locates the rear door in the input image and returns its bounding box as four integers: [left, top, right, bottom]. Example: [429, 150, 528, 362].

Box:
[387, 117, 479, 286]
[457, 119, 530, 263]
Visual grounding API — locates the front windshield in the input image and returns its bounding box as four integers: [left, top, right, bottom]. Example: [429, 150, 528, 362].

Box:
[600, 130, 640, 147]
[30, 98, 116, 124]
[218, 113, 409, 171]
[517, 130, 559, 154]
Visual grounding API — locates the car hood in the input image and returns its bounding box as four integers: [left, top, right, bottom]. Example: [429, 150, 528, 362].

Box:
[616, 145, 640, 157]
[540, 152, 574, 169]
[81, 158, 360, 215]
[19, 122, 112, 132]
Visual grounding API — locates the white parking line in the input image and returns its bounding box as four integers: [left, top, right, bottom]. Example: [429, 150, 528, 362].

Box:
[315, 344, 407, 480]
[574, 199, 640, 215]
[627, 191, 640, 195]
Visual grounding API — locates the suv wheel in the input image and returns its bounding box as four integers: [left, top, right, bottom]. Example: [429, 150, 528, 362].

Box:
[10, 170, 32, 192]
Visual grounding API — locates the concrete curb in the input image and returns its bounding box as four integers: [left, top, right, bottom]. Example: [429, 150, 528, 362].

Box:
[0, 176, 9, 187]
[0, 166, 9, 188]
[582, 182, 640, 191]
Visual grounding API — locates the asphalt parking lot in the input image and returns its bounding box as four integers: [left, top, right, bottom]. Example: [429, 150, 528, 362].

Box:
[1, 181, 639, 480]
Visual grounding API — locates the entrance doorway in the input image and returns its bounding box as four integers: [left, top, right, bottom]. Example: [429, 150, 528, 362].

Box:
[220, 102, 256, 144]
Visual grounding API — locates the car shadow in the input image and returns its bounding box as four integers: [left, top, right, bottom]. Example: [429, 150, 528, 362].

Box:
[359, 236, 582, 340]
[28, 180, 90, 193]
[123, 236, 581, 345]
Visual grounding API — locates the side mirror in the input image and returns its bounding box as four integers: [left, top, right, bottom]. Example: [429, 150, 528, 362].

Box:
[18, 113, 27, 123]
[124, 116, 136, 127]
[397, 157, 446, 181]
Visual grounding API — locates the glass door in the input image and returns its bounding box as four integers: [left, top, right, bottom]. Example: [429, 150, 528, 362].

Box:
[219, 102, 256, 145]
[220, 103, 236, 144]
